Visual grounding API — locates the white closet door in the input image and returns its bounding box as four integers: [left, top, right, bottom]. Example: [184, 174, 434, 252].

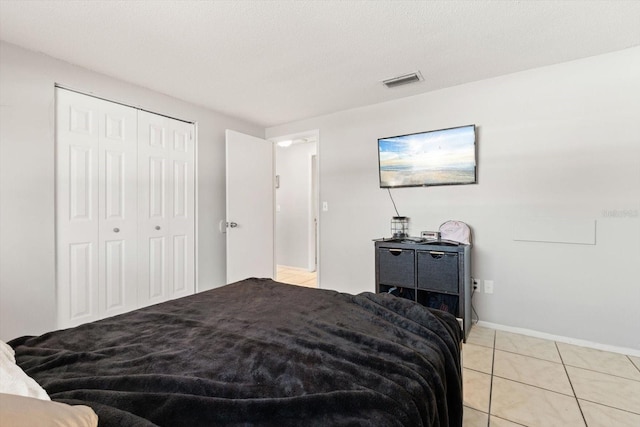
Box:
[137, 111, 195, 306]
[98, 100, 138, 319]
[56, 89, 138, 328]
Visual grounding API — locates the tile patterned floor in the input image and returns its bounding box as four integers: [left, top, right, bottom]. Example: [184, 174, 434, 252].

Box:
[463, 326, 640, 426]
[276, 265, 317, 288]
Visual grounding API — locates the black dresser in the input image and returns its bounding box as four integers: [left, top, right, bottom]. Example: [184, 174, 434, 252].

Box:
[375, 239, 471, 341]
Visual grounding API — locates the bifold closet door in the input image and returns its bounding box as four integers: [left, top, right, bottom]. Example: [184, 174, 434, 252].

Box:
[137, 111, 195, 307]
[56, 89, 138, 328]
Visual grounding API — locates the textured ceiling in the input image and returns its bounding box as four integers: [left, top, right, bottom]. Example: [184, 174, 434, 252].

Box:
[1, 0, 639, 127]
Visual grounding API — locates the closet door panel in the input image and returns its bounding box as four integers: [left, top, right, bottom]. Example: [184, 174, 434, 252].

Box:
[57, 89, 138, 327]
[138, 112, 171, 306]
[56, 90, 100, 328]
[148, 236, 166, 299]
[149, 157, 166, 218]
[138, 112, 195, 306]
[167, 120, 195, 299]
[98, 101, 138, 319]
[68, 242, 95, 319]
[173, 235, 188, 293]
[57, 88, 195, 326]
[173, 159, 188, 219]
[104, 151, 124, 218]
[69, 146, 94, 220]
[104, 240, 125, 310]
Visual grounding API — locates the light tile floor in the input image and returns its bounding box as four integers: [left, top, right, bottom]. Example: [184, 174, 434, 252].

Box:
[276, 265, 317, 288]
[463, 325, 640, 426]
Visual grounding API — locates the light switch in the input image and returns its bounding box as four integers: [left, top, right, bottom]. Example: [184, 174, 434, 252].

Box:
[322, 201, 328, 212]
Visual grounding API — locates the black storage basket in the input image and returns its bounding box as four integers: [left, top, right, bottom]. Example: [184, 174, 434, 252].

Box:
[417, 251, 459, 293]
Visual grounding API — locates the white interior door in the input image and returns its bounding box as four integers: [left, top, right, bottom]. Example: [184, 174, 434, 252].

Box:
[56, 89, 138, 327]
[99, 99, 139, 319]
[138, 111, 196, 306]
[225, 130, 274, 283]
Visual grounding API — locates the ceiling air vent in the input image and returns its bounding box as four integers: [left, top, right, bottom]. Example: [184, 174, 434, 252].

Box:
[382, 71, 423, 88]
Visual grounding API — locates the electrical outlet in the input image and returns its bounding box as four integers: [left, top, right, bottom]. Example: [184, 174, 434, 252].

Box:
[484, 280, 494, 294]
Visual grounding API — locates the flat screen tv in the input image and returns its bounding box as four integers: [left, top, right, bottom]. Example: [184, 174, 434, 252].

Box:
[378, 124, 477, 188]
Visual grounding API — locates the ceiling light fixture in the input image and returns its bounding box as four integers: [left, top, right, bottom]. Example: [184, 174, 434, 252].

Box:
[382, 71, 424, 88]
[277, 140, 293, 147]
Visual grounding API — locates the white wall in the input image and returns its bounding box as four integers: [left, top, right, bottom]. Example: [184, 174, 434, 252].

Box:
[275, 142, 317, 269]
[267, 47, 640, 351]
[0, 42, 263, 341]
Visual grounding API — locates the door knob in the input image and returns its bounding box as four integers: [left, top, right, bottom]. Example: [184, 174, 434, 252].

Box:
[155, 226, 161, 230]
[113, 228, 120, 233]
[228, 222, 238, 228]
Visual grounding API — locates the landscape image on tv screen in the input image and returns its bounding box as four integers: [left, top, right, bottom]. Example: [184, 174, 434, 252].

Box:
[378, 124, 476, 188]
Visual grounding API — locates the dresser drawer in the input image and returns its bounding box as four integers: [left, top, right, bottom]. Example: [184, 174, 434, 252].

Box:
[417, 251, 459, 293]
[377, 247, 415, 287]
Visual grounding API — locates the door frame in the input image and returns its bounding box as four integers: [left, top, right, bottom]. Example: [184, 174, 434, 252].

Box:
[270, 130, 320, 285]
[308, 153, 318, 272]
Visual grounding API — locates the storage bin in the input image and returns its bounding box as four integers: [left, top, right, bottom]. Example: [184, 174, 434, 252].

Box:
[377, 248, 414, 287]
[417, 251, 459, 293]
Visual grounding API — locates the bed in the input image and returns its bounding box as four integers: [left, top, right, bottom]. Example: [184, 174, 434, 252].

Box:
[7, 278, 462, 426]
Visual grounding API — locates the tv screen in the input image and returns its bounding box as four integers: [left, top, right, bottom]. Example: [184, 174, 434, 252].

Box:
[378, 124, 477, 188]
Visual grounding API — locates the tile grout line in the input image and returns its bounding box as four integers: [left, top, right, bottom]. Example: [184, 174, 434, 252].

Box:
[493, 347, 564, 365]
[627, 354, 640, 375]
[556, 341, 588, 426]
[564, 364, 640, 383]
[577, 397, 640, 417]
[490, 415, 528, 426]
[486, 331, 496, 427]
[488, 331, 555, 426]
[489, 374, 576, 398]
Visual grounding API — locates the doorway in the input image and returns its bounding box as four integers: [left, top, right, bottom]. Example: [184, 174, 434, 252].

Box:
[271, 131, 319, 288]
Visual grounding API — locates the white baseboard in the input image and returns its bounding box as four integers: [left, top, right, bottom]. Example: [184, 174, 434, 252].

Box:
[476, 321, 640, 358]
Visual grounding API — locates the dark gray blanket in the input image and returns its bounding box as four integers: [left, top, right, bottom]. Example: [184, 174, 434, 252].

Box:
[10, 278, 462, 426]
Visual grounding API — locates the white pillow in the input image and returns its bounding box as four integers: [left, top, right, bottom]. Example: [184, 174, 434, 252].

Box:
[0, 340, 50, 400]
[0, 340, 15, 363]
[0, 393, 98, 427]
